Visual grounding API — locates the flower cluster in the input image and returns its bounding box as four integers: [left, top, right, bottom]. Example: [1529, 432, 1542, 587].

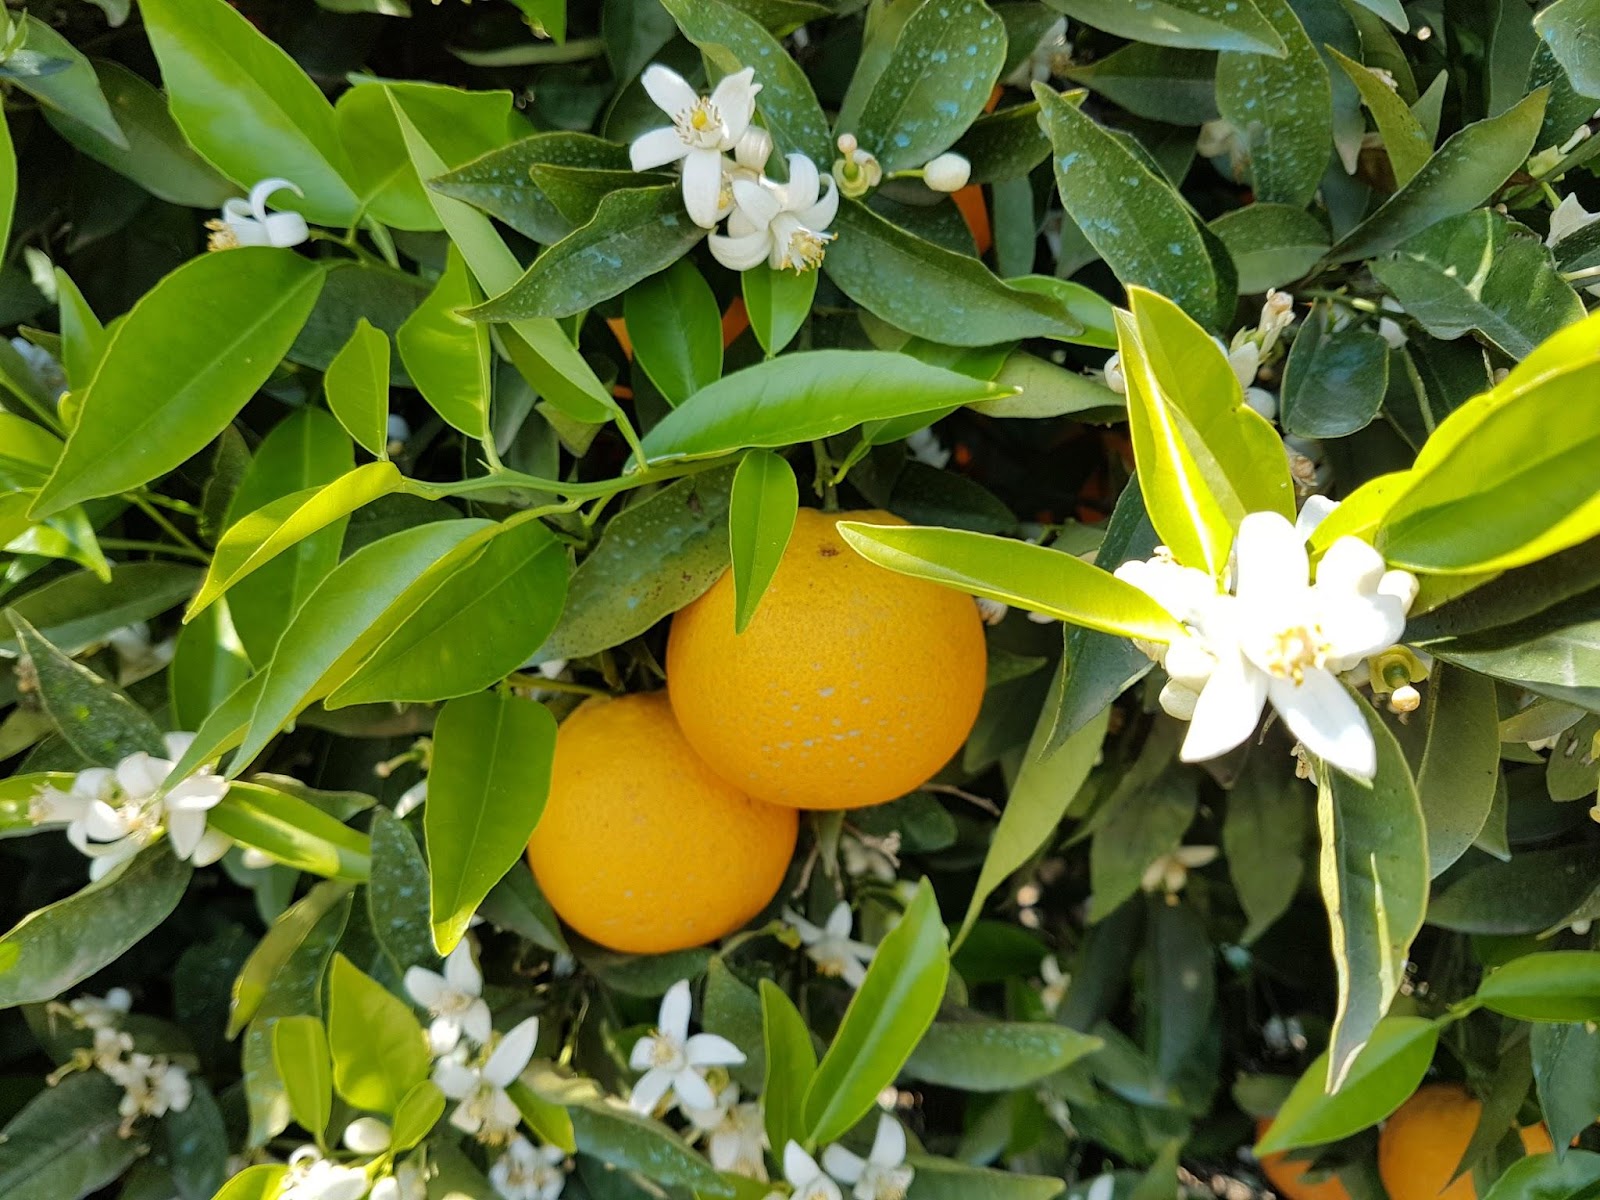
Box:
[270, 1120, 426, 1200]
[30, 732, 230, 879]
[1114, 503, 1420, 781]
[405, 942, 565, 1196]
[58, 989, 193, 1137]
[769, 1115, 914, 1200]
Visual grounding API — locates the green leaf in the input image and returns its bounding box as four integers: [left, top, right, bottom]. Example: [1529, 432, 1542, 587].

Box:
[164, 1078, 228, 1200]
[54, 271, 107, 393]
[0, 846, 191, 1007]
[427, 690, 558, 955]
[12, 17, 124, 149]
[1279, 300, 1389, 438]
[1035, 84, 1226, 328]
[1063, 45, 1220, 127]
[1118, 286, 1294, 576]
[229, 881, 350, 1038]
[0, 111, 13, 265]
[367, 808, 440, 975]
[392, 1080, 446, 1152]
[1317, 699, 1428, 1090]
[0, 1071, 139, 1200]
[904, 1020, 1102, 1091]
[569, 1103, 733, 1196]
[906, 1157, 1066, 1200]
[1378, 311, 1600, 573]
[1482, 1150, 1600, 1198]
[824, 199, 1085, 347]
[140, 0, 358, 223]
[974, 351, 1123, 420]
[1414, 665, 1500, 877]
[211, 1166, 289, 1200]
[526, 163, 658, 227]
[1536, 0, 1600, 98]
[1532, 1022, 1600, 1154]
[625, 261, 723, 406]
[1328, 46, 1431, 187]
[1476, 951, 1600, 1022]
[208, 782, 372, 882]
[1255, 1016, 1441, 1153]
[741, 267, 815, 357]
[1427, 844, 1600, 935]
[1209, 204, 1329, 294]
[271, 1015, 332, 1138]
[1088, 763, 1197, 920]
[803, 879, 951, 1145]
[1214, 0, 1331, 207]
[0, 561, 199, 657]
[391, 92, 617, 426]
[397, 247, 491, 439]
[427, 131, 630, 244]
[852, 0, 1006, 171]
[659, 0, 831, 163]
[729, 450, 798, 635]
[228, 520, 492, 773]
[336, 80, 515, 233]
[1370, 210, 1584, 361]
[326, 954, 431, 1114]
[1040, 0, 1286, 54]
[953, 101, 1054, 184]
[191, 462, 403, 622]
[533, 466, 736, 663]
[240, 889, 351, 1144]
[8, 611, 164, 764]
[641, 351, 1009, 465]
[835, 523, 1183, 643]
[1327, 89, 1547, 263]
[760, 978, 817, 1155]
[324, 318, 392, 458]
[1223, 748, 1308, 943]
[1147, 899, 1216, 1082]
[955, 705, 1111, 947]
[468, 188, 705, 322]
[30, 250, 326, 518]
[40, 59, 232, 208]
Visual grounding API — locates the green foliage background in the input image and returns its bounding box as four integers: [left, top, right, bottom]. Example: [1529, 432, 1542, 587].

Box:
[0, 0, 1599, 1197]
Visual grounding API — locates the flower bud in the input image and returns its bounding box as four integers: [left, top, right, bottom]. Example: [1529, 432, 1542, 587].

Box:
[923, 151, 972, 193]
[732, 125, 773, 172]
[1102, 352, 1125, 395]
[343, 1117, 393, 1155]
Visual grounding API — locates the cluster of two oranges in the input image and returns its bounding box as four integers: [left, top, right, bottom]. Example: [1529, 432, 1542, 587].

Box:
[526, 511, 989, 955]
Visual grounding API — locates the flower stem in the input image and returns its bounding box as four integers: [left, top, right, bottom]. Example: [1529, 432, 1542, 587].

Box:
[126, 494, 207, 557]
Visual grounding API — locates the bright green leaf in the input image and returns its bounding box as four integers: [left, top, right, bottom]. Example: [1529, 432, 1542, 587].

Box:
[1477, 951, 1600, 1022]
[1040, 0, 1286, 54]
[324, 318, 392, 458]
[326, 954, 431, 1114]
[625, 261, 722, 406]
[396, 247, 491, 439]
[741, 266, 815, 357]
[760, 979, 817, 1155]
[271, 1016, 332, 1138]
[729, 450, 798, 635]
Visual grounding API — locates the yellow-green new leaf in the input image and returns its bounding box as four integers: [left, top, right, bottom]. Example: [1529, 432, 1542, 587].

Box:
[189, 462, 404, 622]
[1120, 287, 1294, 578]
[209, 782, 372, 882]
[326, 955, 431, 1115]
[271, 1016, 331, 1139]
[1378, 310, 1600, 573]
[396, 247, 490, 440]
[31, 250, 325, 518]
[324, 319, 392, 458]
[1329, 46, 1431, 186]
[837, 521, 1185, 643]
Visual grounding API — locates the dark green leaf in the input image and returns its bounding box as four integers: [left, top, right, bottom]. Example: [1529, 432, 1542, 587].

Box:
[428, 132, 630, 244]
[1063, 45, 1219, 126]
[625, 261, 723, 405]
[1279, 301, 1389, 438]
[0, 1071, 138, 1200]
[164, 1078, 227, 1200]
[904, 1019, 1101, 1090]
[906, 1157, 1066, 1200]
[0, 846, 191, 1007]
[1414, 665, 1500, 877]
[469, 187, 704, 321]
[1223, 749, 1306, 943]
[569, 1103, 732, 1196]
[1535, 0, 1600, 98]
[741, 266, 815, 357]
[369, 808, 443, 974]
[1041, 0, 1286, 54]
[825, 198, 1084, 347]
[1370, 210, 1584, 360]
[1532, 1022, 1600, 1154]
[0, 563, 198, 659]
[1317, 700, 1428, 1089]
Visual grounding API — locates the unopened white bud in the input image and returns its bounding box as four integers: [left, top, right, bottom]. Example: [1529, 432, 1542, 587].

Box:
[343, 1117, 393, 1155]
[975, 597, 1008, 625]
[836, 132, 858, 156]
[1102, 352, 1125, 394]
[923, 152, 971, 193]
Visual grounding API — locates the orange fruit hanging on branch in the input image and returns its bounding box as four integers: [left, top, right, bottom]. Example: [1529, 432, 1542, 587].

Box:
[667, 509, 987, 810]
[525, 692, 797, 954]
[1377, 1083, 1557, 1200]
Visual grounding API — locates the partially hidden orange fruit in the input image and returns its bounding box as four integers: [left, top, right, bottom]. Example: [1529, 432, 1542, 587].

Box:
[1255, 1119, 1352, 1199]
[525, 692, 797, 954]
[666, 508, 987, 810]
[1377, 1083, 1557, 1200]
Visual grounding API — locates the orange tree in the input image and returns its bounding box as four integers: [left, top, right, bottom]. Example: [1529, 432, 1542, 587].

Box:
[0, 1, 1598, 1198]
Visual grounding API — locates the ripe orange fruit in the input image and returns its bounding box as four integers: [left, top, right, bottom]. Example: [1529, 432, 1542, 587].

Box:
[525, 692, 797, 954]
[666, 508, 987, 810]
[1377, 1084, 1557, 1200]
[1255, 1120, 1352, 1199]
